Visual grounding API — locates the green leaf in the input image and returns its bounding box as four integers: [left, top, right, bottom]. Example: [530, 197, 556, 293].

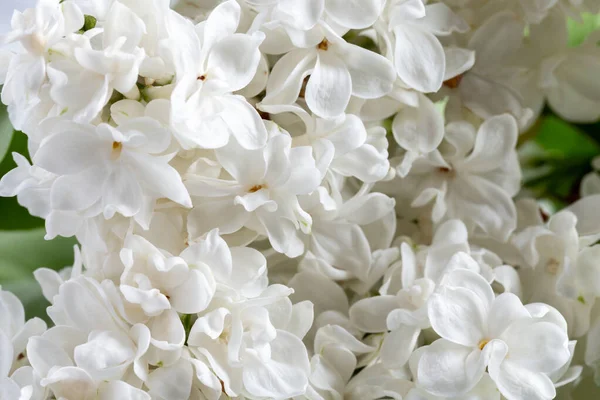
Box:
[0, 130, 45, 230]
[0, 104, 14, 163]
[535, 116, 600, 160]
[568, 12, 600, 47]
[521, 116, 600, 202]
[0, 229, 76, 320]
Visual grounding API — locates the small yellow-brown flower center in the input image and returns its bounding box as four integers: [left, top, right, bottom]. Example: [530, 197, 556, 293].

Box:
[438, 167, 456, 178]
[443, 74, 464, 89]
[111, 141, 123, 160]
[478, 339, 490, 351]
[249, 184, 265, 193]
[317, 39, 329, 51]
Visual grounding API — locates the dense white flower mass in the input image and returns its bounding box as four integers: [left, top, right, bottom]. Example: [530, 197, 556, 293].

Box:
[0, 0, 600, 399]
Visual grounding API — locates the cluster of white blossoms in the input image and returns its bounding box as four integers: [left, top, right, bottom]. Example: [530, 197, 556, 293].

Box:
[1, 0, 600, 398]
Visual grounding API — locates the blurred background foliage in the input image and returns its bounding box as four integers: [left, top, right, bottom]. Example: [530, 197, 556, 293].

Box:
[0, 7, 598, 398]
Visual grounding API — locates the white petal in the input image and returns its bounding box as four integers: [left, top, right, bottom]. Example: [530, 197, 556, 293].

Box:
[276, 0, 324, 30]
[243, 330, 310, 398]
[279, 146, 322, 194]
[187, 199, 248, 238]
[310, 221, 371, 280]
[189, 308, 230, 342]
[460, 114, 518, 173]
[98, 380, 150, 400]
[339, 192, 395, 225]
[147, 358, 193, 400]
[468, 12, 524, 67]
[103, 1, 145, 52]
[73, 330, 136, 381]
[110, 100, 146, 126]
[576, 246, 600, 297]
[380, 326, 420, 368]
[393, 26, 445, 93]
[393, 94, 444, 154]
[305, 51, 352, 118]
[443, 47, 475, 81]
[180, 230, 233, 284]
[0, 331, 12, 378]
[500, 319, 570, 374]
[26, 336, 73, 378]
[0, 377, 21, 400]
[339, 42, 396, 99]
[41, 367, 96, 399]
[427, 287, 486, 347]
[334, 143, 390, 182]
[128, 153, 192, 208]
[440, 268, 495, 309]
[547, 79, 600, 123]
[206, 32, 264, 92]
[447, 176, 517, 241]
[228, 246, 268, 297]
[489, 359, 555, 400]
[202, 0, 241, 50]
[220, 95, 268, 150]
[170, 269, 216, 314]
[287, 301, 314, 340]
[289, 271, 349, 316]
[34, 125, 106, 175]
[262, 49, 317, 106]
[349, 295, 399, 333]
[419, 3, 469, 35]
[325, 0, 385, 29]
[486, 293, 529, 339]
[417, 340, 486, 397]
[102, 169, 143, 218]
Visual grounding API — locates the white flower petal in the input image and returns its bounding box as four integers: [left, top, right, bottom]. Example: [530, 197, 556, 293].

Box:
[206, 32, 264, 92]
[98, 380, 151, 400]
[349, 295, 399, 333]
[417, 340, 486, 397]
[243, 330, 310, 398]
[325, 0, 385, 29]
[393, 94, 444, 154]
[460, 114, 518, 173]
[339, 42, 396, 99]
[427, 287, 486, 347]
[170, 268, 216, 314]
[393, 26, 445, 93]
[419, 3, 469, 35]
[488, 359, 556, 400]
[147, 358, 193, 400]
[305, 51, 352, 118]
[262, 49, 317, 106]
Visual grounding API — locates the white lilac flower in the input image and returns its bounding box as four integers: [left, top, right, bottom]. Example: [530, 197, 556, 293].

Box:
[186, 124, 322, 257]
[260, 23, 396, 119]
[33, 117, 191, 223]
[399, 114, 521, 241]
[168, 0, 268, 150]
[376, 0, 470, 93]
[418, 269, 570, 400]
[0, 0, 84, 128]
[516, 9, 600, 124]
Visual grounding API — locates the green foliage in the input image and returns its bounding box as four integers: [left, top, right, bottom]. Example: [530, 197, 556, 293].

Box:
[520, 115, 600, 209]
[0, 130, 45, 230]
[536, 116, 600, 160]
[0, 229, 76, 320]
[0, 104, 13, 163]
[568, 12, 600, 47]
[0, 102, 73, 321]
